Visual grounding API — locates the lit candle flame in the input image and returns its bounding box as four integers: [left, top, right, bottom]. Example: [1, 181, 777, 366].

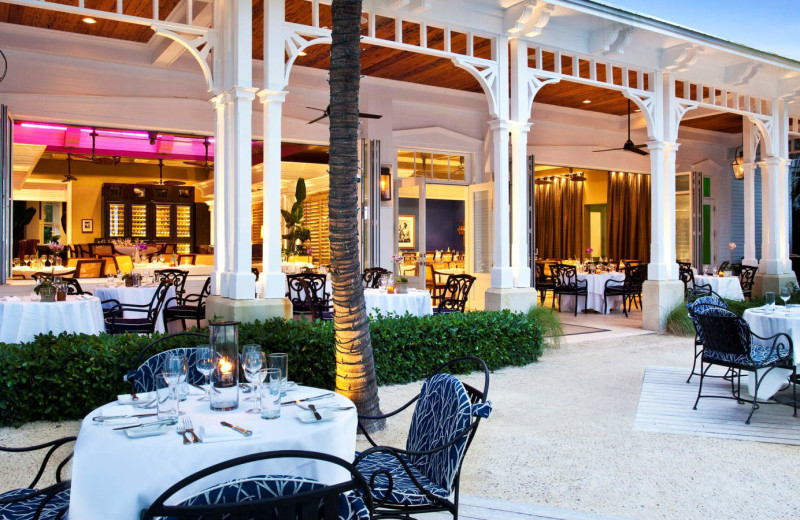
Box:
[219, 358, 233, 374]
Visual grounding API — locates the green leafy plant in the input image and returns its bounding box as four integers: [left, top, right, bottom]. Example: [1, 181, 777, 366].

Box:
[665, 302, 695, 337]
[0, 311, 545, 426]
[281, 178, 311, 256]
[398, 277, 408, 283]
[526, 305, 564, 348]
[33, 279, 54, 295]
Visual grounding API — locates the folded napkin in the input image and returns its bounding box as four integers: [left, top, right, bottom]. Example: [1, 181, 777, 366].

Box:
[195, 425, 262, 443]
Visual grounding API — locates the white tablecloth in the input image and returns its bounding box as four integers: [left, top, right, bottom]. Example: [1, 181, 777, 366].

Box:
[0, 295, 105, 343]
[694, 275, 744, 301]
[11, 266, 75, 280]
[132, 263, 213, 278]
[742, 306, 799, 399]
[94, 285, 176, 333]
[69, 388, 357, 520]
[364, 288, 432, 317]
[560, 272, 626, 314]
[114, 245, 162, 257]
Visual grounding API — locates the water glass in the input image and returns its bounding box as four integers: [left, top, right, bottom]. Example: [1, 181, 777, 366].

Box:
[765, 291, 775, 312]
[260, 368, 282, 420]
[268, 353, 288, 395]
[163, 353, 188, 401]
[780, 287, 791, 314]
[156, 374, 179, 424]
[196, 345, 214, 401]
[13, 258, 19, 268]
[241, 345, 262, 402]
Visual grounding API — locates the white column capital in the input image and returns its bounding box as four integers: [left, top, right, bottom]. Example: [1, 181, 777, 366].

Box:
[759, 156, 791, 169]
[645, 140, 679, 153]
[210, 93, 228, 110]
[511, 121, 533, 133]
[488, 119, 514, 133]
[257, 89, 289, 104]
[225, 86, 258, 103]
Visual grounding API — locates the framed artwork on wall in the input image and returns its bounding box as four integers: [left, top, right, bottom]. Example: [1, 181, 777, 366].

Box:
[81, 219, 93, 233]
[398, 215, 415, 249]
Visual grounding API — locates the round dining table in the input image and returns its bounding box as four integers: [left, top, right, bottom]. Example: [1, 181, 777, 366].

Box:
[560, 271, 626, 314]
[693, 274, 744, 301]
[742, 306, 800, 399]
[94, 284, 176, 333]
[69, 387, 357, 520]
[0, 295, 105, 343]
[364, 288, 433, 317]
[10, 266, 75, 280]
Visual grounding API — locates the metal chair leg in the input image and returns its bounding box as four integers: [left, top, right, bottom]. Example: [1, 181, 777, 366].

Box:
[687, 340, 700, 383]
[693, 364, 711, 410]
[746, 370, 761, 424]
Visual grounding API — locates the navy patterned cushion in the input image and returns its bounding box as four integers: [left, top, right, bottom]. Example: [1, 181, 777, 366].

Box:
[0, 487, 70, 520]
[687, 296, 728, 344]
[177, 475, 369, 520]
[703, 343, 789, 366]
[131, 348, 206, 394]
[354, 451, 450, 506]
[405, 373, 472, 493]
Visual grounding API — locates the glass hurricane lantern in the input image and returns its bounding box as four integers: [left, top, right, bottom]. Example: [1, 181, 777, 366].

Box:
[209, 320, 240, 411]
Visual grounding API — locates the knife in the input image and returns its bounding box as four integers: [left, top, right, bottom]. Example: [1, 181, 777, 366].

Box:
[220, 421, 252, 436]
[112, 419, 174, 430]
[281, 392, 334, 406]
[308, 404, 323, 421]
[94, 413, 157, 422]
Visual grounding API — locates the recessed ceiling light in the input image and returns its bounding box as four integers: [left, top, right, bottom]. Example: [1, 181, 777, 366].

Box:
[582, 99, 591, 104]
[634, 108, 641, 112]
[82, 17, 97, 24]
[298, 51, 307, 56]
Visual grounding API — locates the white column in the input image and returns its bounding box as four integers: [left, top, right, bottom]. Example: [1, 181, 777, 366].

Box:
[759, 156, 792, 275]
[489, 119, 513, 289]
[210, 95, 226, 296]
[510, 123, 531, 287]
[742, 162, 758, 266]
[646, 140, 680, 281]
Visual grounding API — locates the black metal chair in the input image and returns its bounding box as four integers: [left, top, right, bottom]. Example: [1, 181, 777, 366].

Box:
[363, 267, 391, 289]
[153, 268, 189, 304]
[603, 264, 647, 316]
[287, 273, 330, 317]
[60, 278, 91, 296]
[534, 263, 554, 304]
[124, 332, 209, 395]
[31, 272, 54, 283]
[434, 274, 476, 314]
[550, 264, 588, 316]
[140, 450, 373, 520]
[354, 357, 491, 520]
[104, 280, 172, 335]
[717, 261, 730, 275]
[739, 265, 758, 299]
[299, 278, 333, 321]
[690, 304, 796, 424]
[163, 277, 211, 331]
[0, 436, 75, 520]
[685, 295, 730, 383]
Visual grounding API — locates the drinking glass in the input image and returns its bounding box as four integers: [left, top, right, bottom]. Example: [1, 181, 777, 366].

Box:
[23, 255, 30, 266]
[156, 374, 179, 424]
[268, 352, 288, 396]
[13, 258, 19, 268]
[241, 345, 262, 402]
[260, 368, 282, 420]
[196, 345, 214, 401]
[765, 291, 775, 312]
[107, 274, 115, 286]
[55, 257, 63, 267]
[780, 287, 791, 314]
[48, 255, 54, 265]
[163, 353, 187, 402]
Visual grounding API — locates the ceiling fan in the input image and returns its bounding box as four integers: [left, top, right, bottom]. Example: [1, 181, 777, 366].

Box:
[151, 159, 186, 186]
[593, 100, 649, 156]
[306, 104, 382, 125]
[183, 137, 213, 170]
[62, 154, 77, 182]
[74, 128, 120, 165]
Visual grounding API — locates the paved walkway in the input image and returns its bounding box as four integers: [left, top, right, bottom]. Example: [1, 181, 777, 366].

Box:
[425, 495, 628, 519]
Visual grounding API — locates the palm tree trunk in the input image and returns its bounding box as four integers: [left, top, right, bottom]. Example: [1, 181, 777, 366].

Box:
[329, 0, 384, 433]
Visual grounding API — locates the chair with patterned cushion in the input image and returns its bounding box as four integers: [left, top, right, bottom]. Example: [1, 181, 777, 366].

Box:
[287, 273, 330, 317]
[550, 264, 588, 316]
[363, 267, 391, 289]
[162, 277, 211, 331]
[434, 274, 475, 314]
[153, 269, 189, 304]
[104, 280, 171, 335]
[685, 295, 729, 383]
[690, 304, 796, 424]
[739, 265, 758, 299]
[140, 450, 372, 520]
[0, 436, 75, 520]
[124, 332, 209, 395]
[71, 259, 106, 279]
[354, 357, 491, 520]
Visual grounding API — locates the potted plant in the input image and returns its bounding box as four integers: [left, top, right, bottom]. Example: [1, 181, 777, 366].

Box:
[122, 273, 135, 287]
[396, 276, 409, 294]
[34, 279, 57, 302]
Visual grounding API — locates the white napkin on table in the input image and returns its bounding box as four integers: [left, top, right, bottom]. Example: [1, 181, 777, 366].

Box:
[195, 424, 262, 443]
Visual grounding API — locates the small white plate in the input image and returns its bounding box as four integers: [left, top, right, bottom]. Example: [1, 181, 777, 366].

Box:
[296, 407, 335, 423]
[124, 423, 170, 438]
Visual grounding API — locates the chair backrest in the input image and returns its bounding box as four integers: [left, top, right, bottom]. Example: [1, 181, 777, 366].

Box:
[677, 261, 692, 271]
[687, 284, 719, 302]
[739, 265, 758, 293]
[73, 259, 106, 278]
[550, 264, 578, 289]
[140, 450, 373, 520]
[61, 278, 88, 295]
[198, 276, 212, 305]
[251, 267, 259, 281]
[405, 357, 491, 494]
[154, 269, 188, 301]
[287, 273, 328, 308]
[441, 252, 453, 262]
[142, 280, 173, 322]
[299, 278, 327, 321]
[31, 271, 54, 283]
[177, 254, 196, 265]
[362, 267, 390, 289]
[160, 243, 178, 255]
[678, 264, 695, 292]
[686, 296, 728, 344]
[691, 305, 753, 361]
[115, 255, 134, 275]
[96, 254, 120, 276]
[129, 345, 205, 394]
[437, 274, 476, 313]
[89, 243, 114, 256]
[623, 264, 648, 289]
[534, 262, 548, 284]
[126, 332, 210, 391]
[66, 257, 79, 268]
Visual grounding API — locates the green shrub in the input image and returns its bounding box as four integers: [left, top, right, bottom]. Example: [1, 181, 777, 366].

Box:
[665, 295, 769, 337]
[0, 310, 544, 426]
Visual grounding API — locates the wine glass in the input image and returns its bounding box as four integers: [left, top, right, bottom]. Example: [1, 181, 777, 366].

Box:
[780, 286, 791, 315]
[13, 258, 20, 268]
[55, 257, 63, 267]
[24, 255, 30, 267]
[241, 345, 263, 407]
[196, 346, 214, 401]
[163, 353, 187, 403]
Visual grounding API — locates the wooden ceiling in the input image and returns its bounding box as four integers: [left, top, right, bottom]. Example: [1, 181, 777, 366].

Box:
[0, 0, 741, 134]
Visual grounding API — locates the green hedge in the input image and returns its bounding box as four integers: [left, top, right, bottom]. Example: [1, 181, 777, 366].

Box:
[0, 310, 544, 426]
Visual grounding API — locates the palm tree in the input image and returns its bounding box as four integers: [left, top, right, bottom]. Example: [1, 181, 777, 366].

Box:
[329, 0, 384, 432]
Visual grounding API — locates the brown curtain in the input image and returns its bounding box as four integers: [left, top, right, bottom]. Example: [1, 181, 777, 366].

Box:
[534, 177, 584, 259]
[607, 171, 650, 263]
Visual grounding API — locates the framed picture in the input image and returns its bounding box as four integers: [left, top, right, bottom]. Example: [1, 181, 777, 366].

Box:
[398, 215, 415, 249]
[81, 219, 93, 233]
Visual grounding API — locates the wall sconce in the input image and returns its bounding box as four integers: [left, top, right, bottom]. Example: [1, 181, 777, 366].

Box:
[731, 146, 744, 180]
[380, 166, 392, 201]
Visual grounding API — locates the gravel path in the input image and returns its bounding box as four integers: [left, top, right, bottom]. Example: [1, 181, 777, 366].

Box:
[2, 332, 798, 519]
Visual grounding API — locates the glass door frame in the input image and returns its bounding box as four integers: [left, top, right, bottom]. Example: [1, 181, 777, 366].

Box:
[396, 176, 426, 289]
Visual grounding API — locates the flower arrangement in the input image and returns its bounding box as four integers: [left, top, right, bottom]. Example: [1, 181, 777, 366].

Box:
[729, 242, 736, 264]
[135, 243, 148, 252]
[48, 242, 64, 253]
[391, 254, 404, 264]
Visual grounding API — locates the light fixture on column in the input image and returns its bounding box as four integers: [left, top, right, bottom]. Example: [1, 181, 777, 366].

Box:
[731, 146, 744, 180]
[380, 167, 392, 201]
[568, 167, 586, 181]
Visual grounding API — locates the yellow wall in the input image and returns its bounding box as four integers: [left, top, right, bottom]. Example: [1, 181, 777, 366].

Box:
[582, 170, 608, 206]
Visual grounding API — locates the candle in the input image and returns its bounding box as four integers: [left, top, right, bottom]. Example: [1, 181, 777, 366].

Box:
[219, 358, 234, 383]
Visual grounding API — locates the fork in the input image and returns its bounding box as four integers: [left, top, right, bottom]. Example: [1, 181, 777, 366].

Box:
[177, 417, 191, 444]
[184, 416, 200, 443]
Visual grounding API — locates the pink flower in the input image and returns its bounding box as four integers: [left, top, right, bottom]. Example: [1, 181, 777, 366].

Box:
[729, 242, 737, 250]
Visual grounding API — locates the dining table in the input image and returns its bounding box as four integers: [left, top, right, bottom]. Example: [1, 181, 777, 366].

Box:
[560, 271, 626, 314]
[0, 294, 105, 343]
[693, 274, 744, 301]
[742, 305, 800, 400]
[94, 284, 176, 333]
[10, 266, 75, 280]
[363, 287, 433, 317]
[69, 387, 357, 520]
[132, 263, 214, 278]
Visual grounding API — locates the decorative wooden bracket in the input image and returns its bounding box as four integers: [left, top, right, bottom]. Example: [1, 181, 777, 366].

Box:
[151, 23, 217, 93]
[283, 28, 332, 90]
[452, 56, 501, 118]
[504, 1, 554, 37]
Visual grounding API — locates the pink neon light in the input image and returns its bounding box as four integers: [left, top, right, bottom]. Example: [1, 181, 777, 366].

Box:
[80, 128, 150, 139]
[20, 123, 68, 131]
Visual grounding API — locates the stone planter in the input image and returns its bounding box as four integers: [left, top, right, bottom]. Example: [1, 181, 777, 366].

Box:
[38, 286, 57, 302]
[396, 282, 409, 294]
[125, 278, 134, 287]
